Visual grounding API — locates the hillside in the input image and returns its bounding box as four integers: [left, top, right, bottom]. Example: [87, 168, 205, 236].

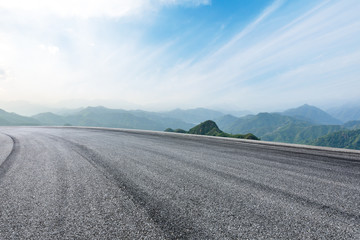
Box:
[188, 120, 223, 135]
[343, 120, 360, 130]
[0, 109, 41, 126]
[262, 123, 343, 144]
[216, 111, 346, 145]
[282, 104, 342, 125]
[312, 129, 360, 150]
[220, 113, 307, 137]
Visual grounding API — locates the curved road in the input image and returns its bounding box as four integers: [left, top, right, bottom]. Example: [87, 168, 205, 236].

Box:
[0, 127, 359, 239]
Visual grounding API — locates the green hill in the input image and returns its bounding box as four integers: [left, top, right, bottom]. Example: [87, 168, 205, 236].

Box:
[282, 104, 342, 125]
[217, 111, 345, 145]
[0, 109, 41, 126]
[166, 120, 259, 140]
[188, 120, 223, 135]
[312, 129, 360, 150]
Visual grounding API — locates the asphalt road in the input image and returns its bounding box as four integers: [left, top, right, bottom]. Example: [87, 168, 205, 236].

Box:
[0, 127, 359, 239]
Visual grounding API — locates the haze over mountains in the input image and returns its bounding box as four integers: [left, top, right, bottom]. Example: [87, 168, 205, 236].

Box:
[282, 104, 342, 125]
[33, 106, 194, 131]
[327, 105, 360, 123]
[1, 104, 360, 150]
[0, 109, 41, 126]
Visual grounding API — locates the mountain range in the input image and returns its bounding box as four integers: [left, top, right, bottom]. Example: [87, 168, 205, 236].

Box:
[33, 106, 194, 131]
[1, 104, 360, 149]
[282, 104, 342, 125]
[327, 104, 360, 122]
[0, 109, 41, 126]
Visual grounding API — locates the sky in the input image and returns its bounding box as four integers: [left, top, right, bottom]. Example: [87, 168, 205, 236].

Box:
[0, 0, 359, 115]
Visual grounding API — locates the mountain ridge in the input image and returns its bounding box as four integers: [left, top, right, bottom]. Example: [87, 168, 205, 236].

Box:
[282, 104, 342, 125]
[0, 109, 41, 126]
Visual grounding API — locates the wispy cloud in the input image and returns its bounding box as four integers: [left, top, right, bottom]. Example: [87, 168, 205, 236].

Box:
[214, 0, 285, 56]
[151, 0, 360, 110]
[0, 0, 209, 103]
[39, 44, 60, 55]
[0, 0, 359, 111]
[0, 0, 210, 18]
[0, 68, 6, 80]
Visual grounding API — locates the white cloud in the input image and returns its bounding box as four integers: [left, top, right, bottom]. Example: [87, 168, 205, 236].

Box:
[0, 0, 359, 111]
[214, 0, 284, 55]
[39, 44, 60, 55]
[156, 0, 360, 109]
[0, 68, 5, 80]
[0, 0, 210, 18]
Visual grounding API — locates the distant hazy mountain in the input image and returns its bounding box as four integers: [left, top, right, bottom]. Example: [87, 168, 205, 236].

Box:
[312, 129, 360, 150]
[55, 107, 85, 116]
[161, 108, 225, 124]
[327, 105, 360, 122]
[0, 101, 59, 116]
[32, 112, 68, 125]
[215, 114, 240, 130]
[0, 109, 41, 126]
[60, 106, 194, 131]
[64, 106, 156, 129]
[282, 104, 342, 125]
[32, 106, 194, 131]
[223, 110, 252, 118]
[219, 112, 306, 137]
[152, 110, 197, 130]
[127, 110, 195, 130]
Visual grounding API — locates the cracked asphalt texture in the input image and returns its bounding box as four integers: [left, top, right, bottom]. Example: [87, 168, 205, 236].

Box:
[0, 127, 359, 239]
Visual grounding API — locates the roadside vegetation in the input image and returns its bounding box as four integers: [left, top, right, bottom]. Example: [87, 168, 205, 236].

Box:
[312, 129, 360, 150]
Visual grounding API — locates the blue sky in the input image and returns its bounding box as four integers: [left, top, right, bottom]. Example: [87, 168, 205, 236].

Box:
[0, 0, 359, 113]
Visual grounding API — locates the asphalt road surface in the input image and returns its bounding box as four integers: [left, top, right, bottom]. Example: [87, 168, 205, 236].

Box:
[0, 127, 359, 239]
